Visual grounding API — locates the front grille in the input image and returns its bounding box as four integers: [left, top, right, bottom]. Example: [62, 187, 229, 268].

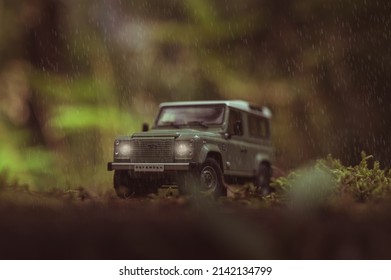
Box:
[131, 138, 174, 163]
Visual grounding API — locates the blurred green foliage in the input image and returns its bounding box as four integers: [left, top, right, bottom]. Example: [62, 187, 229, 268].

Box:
[271, 153, 391, 206]
[322, 152, 391, 203]
[0, 0, 390, 190]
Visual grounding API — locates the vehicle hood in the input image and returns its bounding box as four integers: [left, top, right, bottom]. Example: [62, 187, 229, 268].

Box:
[131, 128, 221, 139]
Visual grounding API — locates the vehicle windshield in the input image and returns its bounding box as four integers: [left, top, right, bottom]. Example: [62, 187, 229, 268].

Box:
[156, 105, 225, 127]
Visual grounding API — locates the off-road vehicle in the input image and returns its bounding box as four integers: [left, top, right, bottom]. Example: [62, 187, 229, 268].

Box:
[107, 100, 274, 198]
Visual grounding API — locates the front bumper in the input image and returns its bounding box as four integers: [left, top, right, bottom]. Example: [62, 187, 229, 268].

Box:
[107, 162, 190, 172]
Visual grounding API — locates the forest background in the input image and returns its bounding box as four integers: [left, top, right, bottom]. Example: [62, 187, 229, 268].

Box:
[1, 0, 390, 191]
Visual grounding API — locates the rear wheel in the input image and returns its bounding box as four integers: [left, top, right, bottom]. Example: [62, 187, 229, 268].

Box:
[255, 162, 273, 196]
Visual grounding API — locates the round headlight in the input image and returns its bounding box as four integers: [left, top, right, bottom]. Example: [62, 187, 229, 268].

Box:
[119, 143, 132, 156]
[175, 141, 193, 159]
[114, 140, 133, 158]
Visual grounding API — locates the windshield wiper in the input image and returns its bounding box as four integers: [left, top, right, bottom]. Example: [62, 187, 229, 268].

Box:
[159, 121, 181, 128]
[186, 121, 208, 128]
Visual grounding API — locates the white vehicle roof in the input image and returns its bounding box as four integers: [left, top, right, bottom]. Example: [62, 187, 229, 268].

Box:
[159, 100, 272, 118]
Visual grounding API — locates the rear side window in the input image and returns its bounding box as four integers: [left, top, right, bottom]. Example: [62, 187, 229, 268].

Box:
[248, 115, 269, 139]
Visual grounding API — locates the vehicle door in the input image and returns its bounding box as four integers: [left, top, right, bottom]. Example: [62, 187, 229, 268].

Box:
[225, 109, 249, 176]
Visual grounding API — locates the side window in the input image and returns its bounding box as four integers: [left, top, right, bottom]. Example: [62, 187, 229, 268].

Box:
[227, 110, 243, 136]
[248, 115, 269, 139]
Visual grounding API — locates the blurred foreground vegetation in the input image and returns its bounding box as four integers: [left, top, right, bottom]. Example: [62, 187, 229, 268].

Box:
[0, 0, 391, 190]
[268, 152, 391, 208]
[1, 153, 391, 259]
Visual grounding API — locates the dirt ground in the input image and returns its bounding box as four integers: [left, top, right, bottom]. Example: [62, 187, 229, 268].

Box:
[1, 187, 391, 260]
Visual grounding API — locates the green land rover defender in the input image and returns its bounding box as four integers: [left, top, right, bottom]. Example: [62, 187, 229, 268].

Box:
[107, 100, 274, 198]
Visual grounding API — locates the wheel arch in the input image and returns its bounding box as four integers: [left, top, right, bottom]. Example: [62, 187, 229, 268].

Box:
[205, 151, 223, 170]
[199, 143, 222, 166]
[254, 154, 272, 176]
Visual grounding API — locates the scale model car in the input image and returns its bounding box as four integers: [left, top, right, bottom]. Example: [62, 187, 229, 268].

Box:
[107, 100, 274, 198]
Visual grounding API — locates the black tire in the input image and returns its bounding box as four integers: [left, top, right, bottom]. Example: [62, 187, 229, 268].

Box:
[255, 162, 273, 196]
[178, 157, 226, 198]
[114, 170, 144, 198]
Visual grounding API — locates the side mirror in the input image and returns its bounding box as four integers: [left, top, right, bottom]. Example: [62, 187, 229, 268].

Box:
[142, 123, 149, 132]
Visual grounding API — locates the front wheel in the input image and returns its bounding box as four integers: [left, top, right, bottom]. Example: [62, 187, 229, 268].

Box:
[178, 158, 226, 198]
[114, 170, 145, 198]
